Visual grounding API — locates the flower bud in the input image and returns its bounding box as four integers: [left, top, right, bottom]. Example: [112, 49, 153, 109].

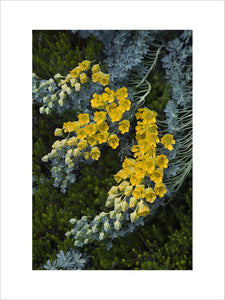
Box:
[54, 73, 63, 80]
[61, 139, 67, 147]
[45, 107, 50, 115]
[68, 162, 75, 169]
[114, 202, 122, 212]
[42, 155, 48, 162]
[121, 201, 129, 212]
[51, 93, 57, 101]
[84, 238, 89, 244]
[107, 194, 118, 202]
[67, 149, 73, 157]
[130, 210, 139, 223]
[99, 232, 104, 240]
[124, 185, 133, 196]
[114, 220, 122, 231]
[129, 197, 138, 208]
[70, 78, 76, 87]
[69, 218, 76, 224]
[73, 148, 81, 157]
[54, 128, 63, 137]
[110, 210, 116, 219]
[75, 82, 81, 91]
[66, 87, 71, 94]
[99, 212, 108, 218]
[43, 96, 48, 103]
[104, 222, 110, 232]
[116, 213, 122, 221]
[48, 101, 53, 108]
[39, 107, 44, 114]
[108, 186, 119, 195]
[94, 215, 101, 223]
[92, 225, 98, 233]
[65, 156, 72, 165]
[58, 99, 64, 107]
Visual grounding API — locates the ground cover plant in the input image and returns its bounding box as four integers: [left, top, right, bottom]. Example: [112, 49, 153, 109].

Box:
[32, 30, 192, 270]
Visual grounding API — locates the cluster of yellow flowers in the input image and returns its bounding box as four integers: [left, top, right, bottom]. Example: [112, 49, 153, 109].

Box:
[50, 84, 131, 168]
[105, 107, 176, 221]
[53, 60, 110, 108]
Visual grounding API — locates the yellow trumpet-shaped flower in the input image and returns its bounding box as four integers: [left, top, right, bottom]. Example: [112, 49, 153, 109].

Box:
[137, 200, 150, 216]
[150, 168, 163, 184]
[161, 134, 176, 151]
[94, 111, 107, 125]
[118, 120, 130, 134]
[90, 147, 101, 160]
[108, 134, 119, 149]
[156, 154, 169, 169]
[132, 185, 145, 199]
[154, 183, 167, 197]
[80, 73, 87, 84]
[116, 87, 128, 100]
[78, 113, 90, 126]
[78, 60, 91, 71]
[99, 74, 110, 86]
[144, 188, 156, 203]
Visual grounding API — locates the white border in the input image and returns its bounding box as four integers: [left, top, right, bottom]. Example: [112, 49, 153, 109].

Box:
[1, 1, 224, 300]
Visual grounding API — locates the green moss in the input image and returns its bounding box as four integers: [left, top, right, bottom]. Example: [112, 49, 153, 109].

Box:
[90, 172, 192, 270]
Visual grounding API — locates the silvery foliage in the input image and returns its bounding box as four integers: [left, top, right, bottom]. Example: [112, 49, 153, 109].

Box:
[72, 30, 159, 86]
[161, 30, 192, 199]
[44, 249, 89, 270]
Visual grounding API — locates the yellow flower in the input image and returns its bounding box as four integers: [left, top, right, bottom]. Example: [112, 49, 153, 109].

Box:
[78, 113, 90, 126]
[76, 128, 87, 140]
[130, 174, 142, 187]
[161, 134, 176, 150]
[150, 168, 163, 184]
[137, 200, 150, 216]
[154, 183, 167, 197]
[132, 185, 145, 199]
[99, 74, 110, 86]
[94, 111, 107, 125]
[84, 124, 97, 136]
[142, 158, 155, 176]
[92, 71, 104, 82]
[108, 134, 119, 149]
[96, 132, 109, 144]
[92, 64, 100, 73]
[78, 60, 91, 71]
[90, 93, 107, 109]
[113, 170, 124, 183]
[156, 154, 169, 169]
[54, 128, 63, 136]
[90, 147, 101, 160]
[67, 136, 78, 147]
[63, 121, 80, 133]
[104, 87, 115, 103]
[80, 73, 87, 84]
[144, 188, 156, 203]
[97, 122, 109, 132]
[77, 140, 88, 150]
[118, 99, 131, 112]
[70, 67, 81, 78]
[116, 87, 128, 100]
[87, 136, 97, 147]
[119, 120, 130, 134]
[108, 107, 124, 122]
